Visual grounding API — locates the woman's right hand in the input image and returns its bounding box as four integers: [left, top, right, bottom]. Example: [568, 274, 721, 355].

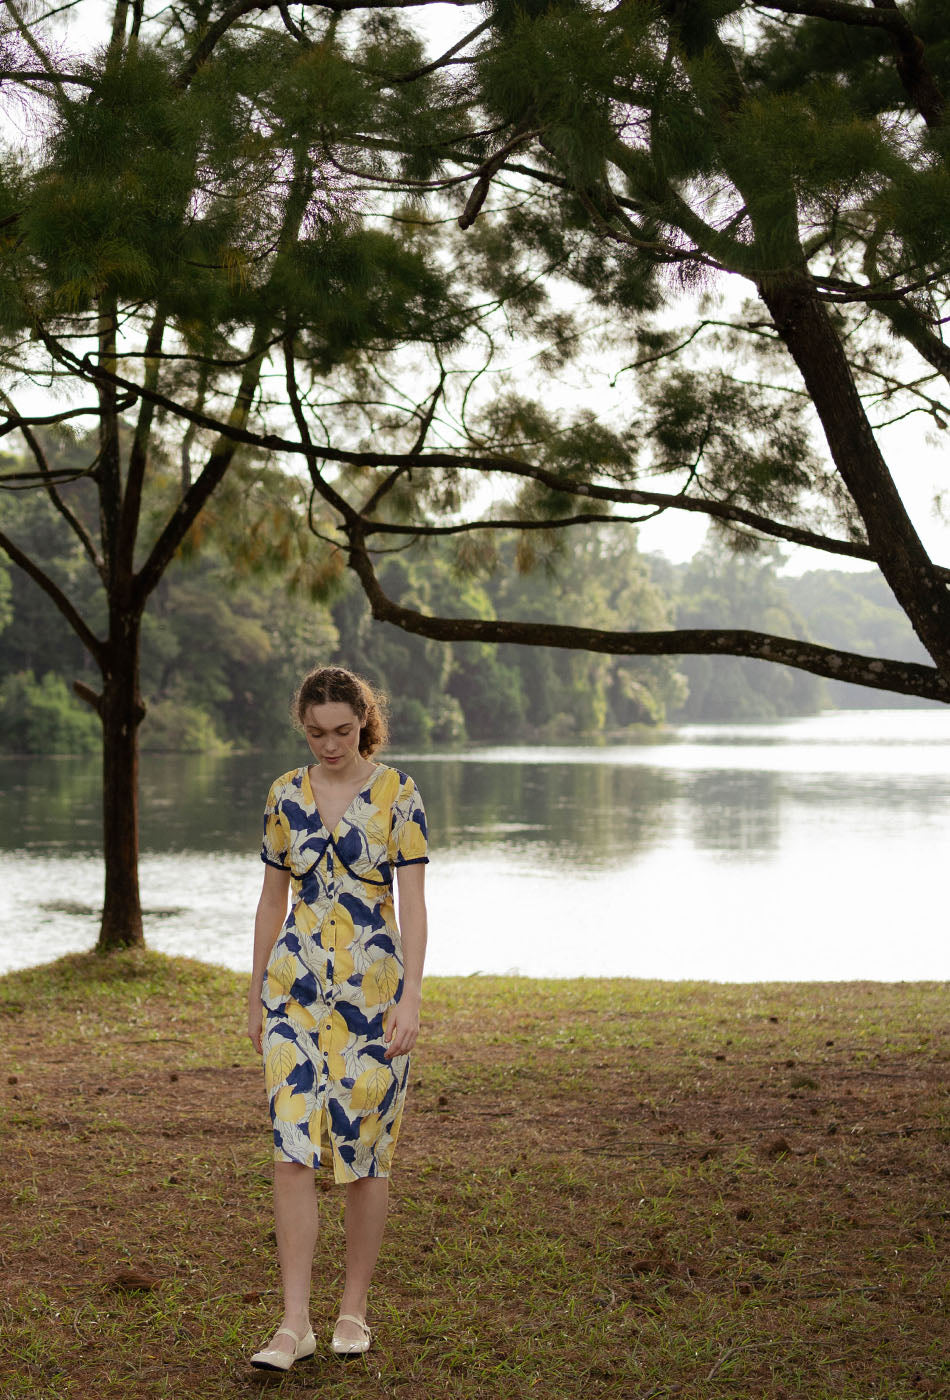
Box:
[247, 1001, 264, 1056]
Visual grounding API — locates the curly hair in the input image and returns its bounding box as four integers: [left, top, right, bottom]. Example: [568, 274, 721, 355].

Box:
[292, 666, 389, 757]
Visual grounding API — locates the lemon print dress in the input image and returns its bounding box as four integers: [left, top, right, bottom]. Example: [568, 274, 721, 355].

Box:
[259, 763, 428, 1181]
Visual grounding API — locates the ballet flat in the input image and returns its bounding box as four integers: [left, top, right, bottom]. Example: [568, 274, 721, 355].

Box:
[331, 1313, 372, 1356]
[250, 1324, 316, 1371]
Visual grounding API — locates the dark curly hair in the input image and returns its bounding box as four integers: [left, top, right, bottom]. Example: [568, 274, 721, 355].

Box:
[292, 666, 389, 757]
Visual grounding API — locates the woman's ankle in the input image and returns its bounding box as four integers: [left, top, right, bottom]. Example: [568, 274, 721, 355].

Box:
[281, 1308, 311, 1334]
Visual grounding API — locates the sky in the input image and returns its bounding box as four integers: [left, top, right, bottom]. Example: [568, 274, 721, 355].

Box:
[6, 0, 949, 577]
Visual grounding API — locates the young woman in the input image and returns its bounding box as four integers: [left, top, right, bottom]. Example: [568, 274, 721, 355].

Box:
[247, 666, 429, 1369]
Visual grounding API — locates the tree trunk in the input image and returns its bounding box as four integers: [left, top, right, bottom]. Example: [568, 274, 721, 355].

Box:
[758, 276, 950, 679]
[96, 610, 146, 953]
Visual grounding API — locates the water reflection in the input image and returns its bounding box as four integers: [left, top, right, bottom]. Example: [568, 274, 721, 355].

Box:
[1, 711, 949, 980]
[685, 771, 782, 858]
[411, 757, 679, 868]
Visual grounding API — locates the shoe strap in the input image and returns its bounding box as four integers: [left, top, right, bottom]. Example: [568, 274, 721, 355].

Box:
[335, 1314, 369, 1335]
[272, 1326, 302, 1345]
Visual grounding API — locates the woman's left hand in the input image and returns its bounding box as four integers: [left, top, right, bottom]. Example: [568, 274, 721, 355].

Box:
[384, 993, 421, 1059]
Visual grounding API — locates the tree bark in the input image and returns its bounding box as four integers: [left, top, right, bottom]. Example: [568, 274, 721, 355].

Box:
[96, 609, 146, 952]
[346, 531, 950, 703]
[758, 275, 950, 677]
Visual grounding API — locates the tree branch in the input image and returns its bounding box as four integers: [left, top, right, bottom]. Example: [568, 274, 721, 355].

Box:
[133, 321, 273, 602]
[385, 17, 493, 85]
[758, 0, 924, 35]
[760, 0, 945, 127]
[0, 393, 104, 577]
[175, 0, 264, 88]
[0, 69, 95, 86]
[35, 322, 945, 576]
[0, 529, 104, 663]
[117, 311, 166, 576]
[346, 530, 950, 703]
[0, 399, 136, 438]
[359, 373, 447, 515]
[361, 510, 656, 536]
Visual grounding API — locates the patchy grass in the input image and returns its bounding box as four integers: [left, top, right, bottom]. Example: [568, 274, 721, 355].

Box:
[0, 952, 946, 1399]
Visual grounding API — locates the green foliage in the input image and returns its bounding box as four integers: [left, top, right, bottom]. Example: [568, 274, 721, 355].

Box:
[139, 698, 227, 753]
[480, 8, 621, 183]
[26, 47, 201, 308]
[285, 226, 464, 371]
[0, 670, 100, 753]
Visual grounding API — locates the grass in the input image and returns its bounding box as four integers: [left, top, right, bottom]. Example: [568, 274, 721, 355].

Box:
[0, 951, 946, 1398]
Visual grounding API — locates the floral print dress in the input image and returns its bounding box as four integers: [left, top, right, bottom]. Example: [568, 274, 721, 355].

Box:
[259, 763, 428, 1181]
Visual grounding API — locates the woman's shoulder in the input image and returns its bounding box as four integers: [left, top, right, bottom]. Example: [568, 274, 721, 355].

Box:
[265, 767, 305, 800]
[369, 762, 420, 799]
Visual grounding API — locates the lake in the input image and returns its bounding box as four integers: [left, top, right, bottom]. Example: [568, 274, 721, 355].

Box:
[1, 709, 948, 981]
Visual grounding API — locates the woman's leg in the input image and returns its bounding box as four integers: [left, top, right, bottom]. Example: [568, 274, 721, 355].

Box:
[264, 1160, 319, 1354]
[335, 1176, 389, 1338]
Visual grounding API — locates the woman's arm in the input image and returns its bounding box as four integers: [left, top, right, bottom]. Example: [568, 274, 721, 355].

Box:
[385, 862, 428, 1060]
[247, 863, 291, 1054]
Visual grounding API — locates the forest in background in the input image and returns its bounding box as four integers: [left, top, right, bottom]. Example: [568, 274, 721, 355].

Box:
[0, 462, 934, 754]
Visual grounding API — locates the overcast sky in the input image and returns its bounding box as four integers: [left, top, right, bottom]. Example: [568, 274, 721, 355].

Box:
[10, 1, 949, 576]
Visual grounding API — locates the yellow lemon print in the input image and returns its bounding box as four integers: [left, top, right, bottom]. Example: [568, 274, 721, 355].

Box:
[358, 1111, 381, 1145]
[332, 945, 355, 982]
[322, 903, 355, 949]
[285, 997, 318, 1030]
[397, 821, 427, 862]
[371, 768, 401, 809]
[265, 811, 288, 859]
[326, 1009, 350, 1051]
[361, 956, 400, 1008]
[294, 901, 319, 937]
[273, 1086, 307, 1122]
[350, 1066, 392, 1112]
[267, 954, 297, 998]
[265, 1040, 298, 1091]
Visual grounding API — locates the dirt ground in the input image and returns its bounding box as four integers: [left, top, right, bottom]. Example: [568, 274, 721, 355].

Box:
[0, 958, 946, 1399]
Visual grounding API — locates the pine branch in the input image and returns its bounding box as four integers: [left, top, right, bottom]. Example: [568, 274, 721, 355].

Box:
[458, 123, 541, 230]
[0, 69, 95, 87]
[0, 392, 104, 577]
[362, 510, 656, 536]
[176, 0, 263, 88]
[359, 375, 447, 516]
[0, 400, 135, 437]
[34, 320, 914, 571]
[117, 312, 167, 576]
[760, 0, 945, 127]
[385, 17, 493, 85]
[133, 320, 273, 603]
[0, 528, 104, 664]
[871, 302, 950, 385]
[758, 0, 919, 34]
[345, 530, 950, 703]
[284, 337, 358, 523]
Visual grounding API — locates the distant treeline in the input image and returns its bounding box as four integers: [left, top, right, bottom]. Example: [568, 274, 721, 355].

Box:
[0, 495, 934, 752]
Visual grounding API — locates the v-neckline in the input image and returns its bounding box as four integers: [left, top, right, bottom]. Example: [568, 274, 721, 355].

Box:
[303, 762, 382, 836]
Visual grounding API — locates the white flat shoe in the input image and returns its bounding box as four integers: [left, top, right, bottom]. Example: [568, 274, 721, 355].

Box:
[331, 1313, 372, 1356]
[250, 1324, 316, 1371]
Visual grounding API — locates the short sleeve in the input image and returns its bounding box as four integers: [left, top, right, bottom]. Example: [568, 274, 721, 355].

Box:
[389, 774, 429, 868]
[260, 778, 290, 870]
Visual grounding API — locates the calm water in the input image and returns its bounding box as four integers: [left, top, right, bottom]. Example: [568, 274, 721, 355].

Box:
[1, 709, 948, 981]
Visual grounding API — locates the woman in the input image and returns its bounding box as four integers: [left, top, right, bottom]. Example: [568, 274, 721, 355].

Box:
[246, 665, 428, 1369]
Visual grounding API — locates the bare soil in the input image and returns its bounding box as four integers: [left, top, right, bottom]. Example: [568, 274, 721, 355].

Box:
[0, 955, 946, 1399]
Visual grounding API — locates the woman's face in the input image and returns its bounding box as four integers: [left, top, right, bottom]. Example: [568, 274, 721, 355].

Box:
[302, 701, 364, 775]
